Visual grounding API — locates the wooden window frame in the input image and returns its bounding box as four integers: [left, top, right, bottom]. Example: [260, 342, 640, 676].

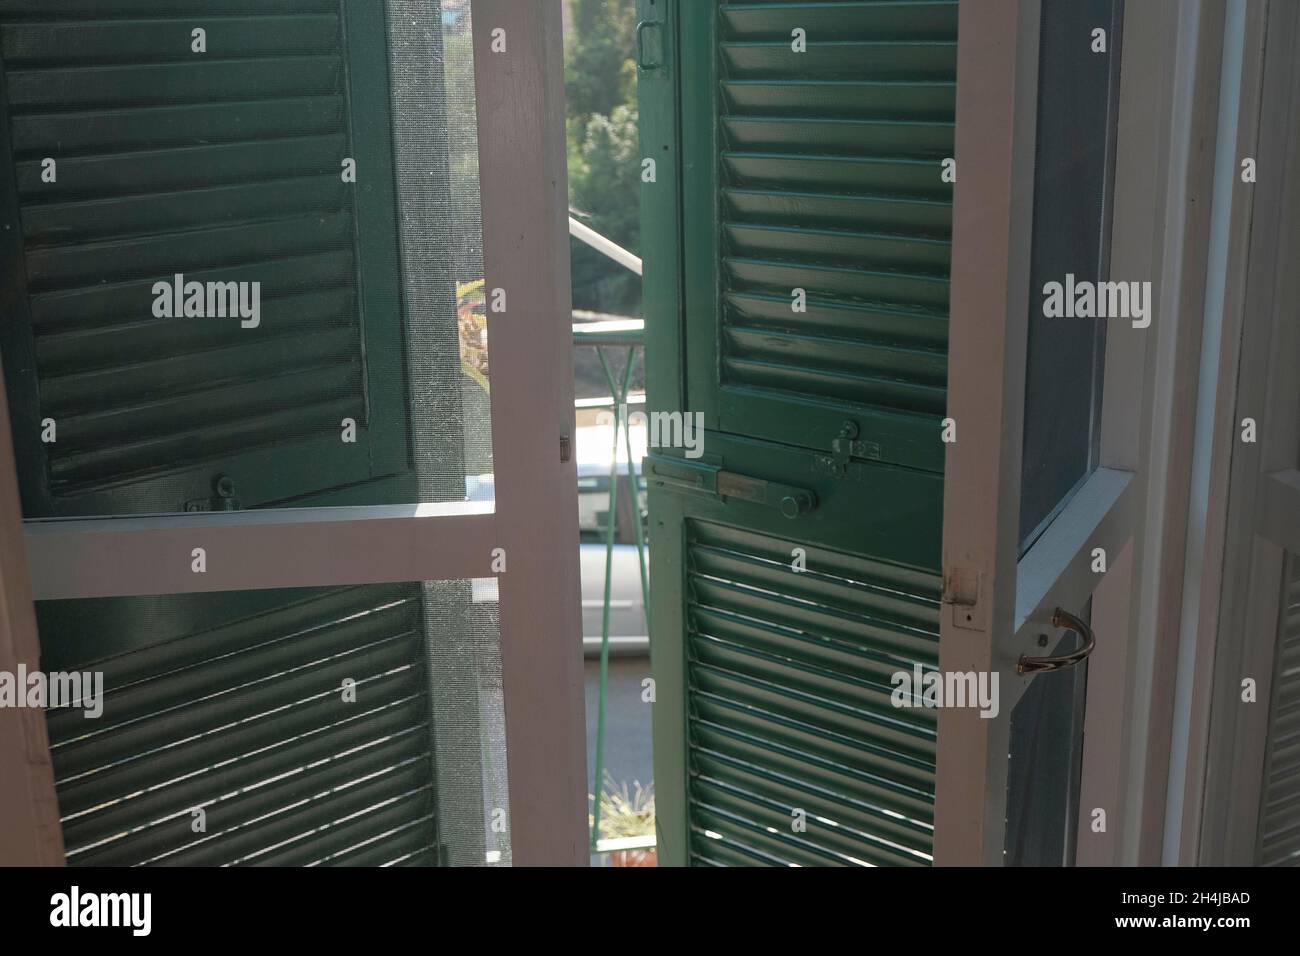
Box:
[0, 0, 587, 867]
[936, 0, 1244, 866]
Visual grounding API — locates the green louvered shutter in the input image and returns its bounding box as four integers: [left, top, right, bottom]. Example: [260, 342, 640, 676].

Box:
[682, 0, 954, 472]
[0, 0, 410, 518]
[0, 1, 462, 866]
[39, 584, 441, 867]
[643, 0, 955, 866]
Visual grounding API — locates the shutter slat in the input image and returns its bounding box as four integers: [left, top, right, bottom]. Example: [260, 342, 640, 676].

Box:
[721, 40, 956, 79]
[62, 696, 427, 851]
[56, 668, 425, 818]
[46, 329, 359, 422]
[693, 785, 928, 867]
[53, 631, 423, 780]
[230, 784, 435, 868]
[693, 718, 934, 820]
[50, 599, 420, 738]
[723, 117, 953, 157]
[11, 97, 345, 158]
[720, 1, 959, 40]
[70, 733, 430, 867]
[315, 816, 439, 867]
[16, 133, 347, 200]
[36, 286, 355, 370]
[723, 355, 946, 413]
[726, 256, 949, 307]
[724, 188, 951, 236]
[693, 757, 932, 855]
[5, 56, 343, 112]
[722, 80, 955, 119]
[725, 222, 950, 270]
[1, 17, 340, 66]
[30, 249, 355, 332]
[22, 174, 349, 246]
[725, 290, 948, 349]
[692, 661, 935, 759]
[162, 767, 433, 867]
[723, 151, 948, 197]
[690, 575, 939, 662]
[693, 632, 933, 729]
[47, 379, 361, 489]
[27, 208, 350, 291]
[0, 0, 339, 18]
[695, 691, 935, 791]
[693, 606, 931, 683]
[690, 535, 941, 617]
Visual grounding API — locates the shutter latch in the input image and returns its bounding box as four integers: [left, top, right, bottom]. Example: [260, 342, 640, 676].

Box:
[646, 453, 816, 518]
[812, 420, 882, 481]
[184, 474, 242, 512]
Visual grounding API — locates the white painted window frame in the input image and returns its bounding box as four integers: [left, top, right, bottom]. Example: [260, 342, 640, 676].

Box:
[1184, 0, 1300, 866]
[936, 0, 1236, 866]
[0, 0, 587, 867]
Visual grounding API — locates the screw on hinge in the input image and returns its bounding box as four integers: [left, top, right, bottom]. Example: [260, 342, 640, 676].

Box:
[1037, 633, 1049, 648]
[559, 435, 572, 463]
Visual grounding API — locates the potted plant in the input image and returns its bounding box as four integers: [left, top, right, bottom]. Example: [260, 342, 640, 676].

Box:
[590, 774, 656, 867]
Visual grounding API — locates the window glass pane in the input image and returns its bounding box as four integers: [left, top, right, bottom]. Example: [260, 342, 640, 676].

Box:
[1018, 0, 1122, 551]
[0, 1, 492, 518]
[37, 577, 508, 867]
[1004, 602, 1091, 866]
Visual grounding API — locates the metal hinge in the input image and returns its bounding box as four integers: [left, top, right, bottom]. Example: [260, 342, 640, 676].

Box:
[812, 420, 883, 481]
[942, 566, 987, 631]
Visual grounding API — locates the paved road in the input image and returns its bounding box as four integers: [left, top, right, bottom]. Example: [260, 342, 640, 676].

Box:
[584, 655, 654, 799]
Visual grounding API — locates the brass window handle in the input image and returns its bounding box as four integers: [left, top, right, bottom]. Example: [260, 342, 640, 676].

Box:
[1017, 607, 1095, 675]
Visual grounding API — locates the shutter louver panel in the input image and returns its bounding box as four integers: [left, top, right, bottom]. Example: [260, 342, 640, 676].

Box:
[686, 519, 938, 866]
[1259, 559, 1300, 866]
[717, 0, 956, 435]
[44, 584, 441, 868]
[0, 0, 378, 505]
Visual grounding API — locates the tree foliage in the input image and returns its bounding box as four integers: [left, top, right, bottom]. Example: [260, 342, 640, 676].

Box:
[565, 0, 640, 315]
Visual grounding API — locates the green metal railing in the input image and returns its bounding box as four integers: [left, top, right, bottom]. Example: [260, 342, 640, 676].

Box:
[573, 318, 648, 852]
[569, 217, 651, 853]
